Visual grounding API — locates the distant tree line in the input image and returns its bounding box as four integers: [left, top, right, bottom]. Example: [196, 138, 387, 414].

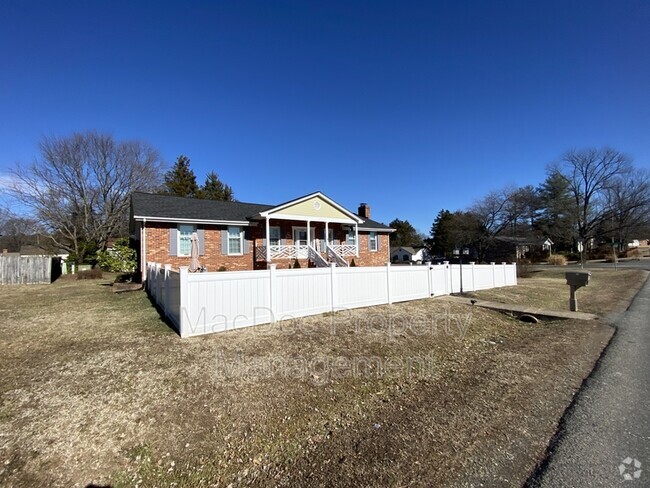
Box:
[428, 147, 650, 262]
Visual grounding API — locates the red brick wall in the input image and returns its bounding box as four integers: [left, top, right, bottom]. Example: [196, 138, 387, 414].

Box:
[353, 233, 390, 267]
[141, 220, 391, 271]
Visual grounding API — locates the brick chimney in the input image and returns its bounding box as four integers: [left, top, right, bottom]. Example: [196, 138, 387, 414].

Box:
[358, 203, 371, 219]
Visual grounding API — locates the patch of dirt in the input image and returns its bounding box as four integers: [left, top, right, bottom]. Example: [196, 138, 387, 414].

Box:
[0, 271, 637, 487]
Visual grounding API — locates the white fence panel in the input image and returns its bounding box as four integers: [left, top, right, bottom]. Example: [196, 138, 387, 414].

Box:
[166, 270, 181, 328]
[145, 261, 517, 338]
[390, 266, 430, 303]
[473, 265, 496, 290]
[184, 270, 271, 336]
[275, 268, 332, 319]
[335, 266, 388, 309]
[430, 265, 448, 296]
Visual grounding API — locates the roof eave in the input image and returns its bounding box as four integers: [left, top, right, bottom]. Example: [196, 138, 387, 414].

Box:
[133, 215, 254, 226]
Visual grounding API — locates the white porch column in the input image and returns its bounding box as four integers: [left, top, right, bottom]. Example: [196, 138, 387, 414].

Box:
[307, 219, 311, 250]
[325, 221, 329, 251]
[265, 216, 270, 262]
[355, 223, 359, 257]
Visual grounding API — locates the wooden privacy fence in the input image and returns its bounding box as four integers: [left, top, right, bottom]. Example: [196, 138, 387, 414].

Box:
[146, 261, 517, 338]
[0, 255, 55, 285]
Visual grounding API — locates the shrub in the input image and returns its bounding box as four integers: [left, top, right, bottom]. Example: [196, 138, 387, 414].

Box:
[96, 238, 137, 273]
[350, 259, 357, 267]
[625, 247, 641, 258]
[292, 259, 301, 269]
[218, 266, 227, 272]
[114, 272, 139, 284]
[547, 254, 568, 266]
[76, 268, 103, 280]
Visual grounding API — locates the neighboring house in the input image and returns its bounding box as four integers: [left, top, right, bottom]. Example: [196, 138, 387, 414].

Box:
[131, 191, 394, 277]
[489, 236, 554, 261]
[390, 246, 430, 264]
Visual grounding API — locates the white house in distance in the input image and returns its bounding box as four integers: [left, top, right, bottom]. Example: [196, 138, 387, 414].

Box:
[391, 246, 430, 264]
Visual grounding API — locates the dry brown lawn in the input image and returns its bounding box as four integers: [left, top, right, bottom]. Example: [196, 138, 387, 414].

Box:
[469, 268, 647, 315]
[0, 269, 646, 487]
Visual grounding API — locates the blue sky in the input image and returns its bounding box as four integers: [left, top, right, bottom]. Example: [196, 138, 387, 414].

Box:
[1, 1, 649, 233]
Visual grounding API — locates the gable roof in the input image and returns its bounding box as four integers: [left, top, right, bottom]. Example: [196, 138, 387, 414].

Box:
[260, 191, 364, 224]
[131, 191, 394, 231]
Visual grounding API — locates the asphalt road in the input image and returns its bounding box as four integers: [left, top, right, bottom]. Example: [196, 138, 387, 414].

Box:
[531, 258, 650, 272]
[526, 270, 650, 487]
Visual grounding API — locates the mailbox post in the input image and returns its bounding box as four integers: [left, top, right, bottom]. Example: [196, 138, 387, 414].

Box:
[565, 271, 591, 311]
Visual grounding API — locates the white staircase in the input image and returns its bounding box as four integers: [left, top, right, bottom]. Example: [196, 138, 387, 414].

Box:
[325, 244, 349, 267]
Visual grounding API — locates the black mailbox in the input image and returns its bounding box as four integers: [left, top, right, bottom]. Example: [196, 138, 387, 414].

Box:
[565, 271, 591, 311]
[565, 271, 591, 288]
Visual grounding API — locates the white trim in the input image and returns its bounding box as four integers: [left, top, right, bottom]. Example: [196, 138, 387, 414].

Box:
[258, 191, 364, 223]
[359, 227, 395, 233]
[265, 217, 270, 262]
[178, 223, 196, 257]
[140, 219, 147, 281]
[355, 223, 359, 257]
[269, 226, 281, 246]
[134, 215, 251, 226]
[227, 226, 244, 256]
[292, 226, 316, 246]
[369, 231, 378, 252]
[261, 213, 358, 224]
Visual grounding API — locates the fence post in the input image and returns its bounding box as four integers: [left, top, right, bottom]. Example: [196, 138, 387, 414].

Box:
[155, 263, 162, 302]
[502, 262, 507, 286]
[330, 263, 337, 312]
[512, 262, 518, 285]
[269, 264, 277, 323]
[469, 262, 475, 291]
[490, 262, 496, 287]
[164, 264, 171, 317]
[443, 261, 450, 295]
[425, 261, 432, 296]
[179, 266, 189, 337]
[386, 262, 392, 304]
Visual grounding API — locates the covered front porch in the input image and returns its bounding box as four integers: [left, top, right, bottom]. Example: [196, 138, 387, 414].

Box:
[253, 193, 364, 268]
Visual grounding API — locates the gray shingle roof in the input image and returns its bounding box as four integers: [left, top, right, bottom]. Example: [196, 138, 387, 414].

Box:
[357, 217, 392, 231]
[131, 192, 273, 222]
[131, 192, 393, 231]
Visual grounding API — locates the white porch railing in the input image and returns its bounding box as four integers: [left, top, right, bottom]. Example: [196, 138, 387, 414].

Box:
[327, 244, 357, 257]
[256, 244, 309, 260]
[255, 242, 356, 266]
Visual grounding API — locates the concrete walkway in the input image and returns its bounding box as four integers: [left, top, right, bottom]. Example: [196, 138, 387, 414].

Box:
[439, 295, 599, 321]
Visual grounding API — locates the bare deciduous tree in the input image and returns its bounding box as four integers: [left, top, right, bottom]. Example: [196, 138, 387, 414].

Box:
[602, 169, 650, 249]
[9, 132, 164, 263]
[554, 147, 633, 242]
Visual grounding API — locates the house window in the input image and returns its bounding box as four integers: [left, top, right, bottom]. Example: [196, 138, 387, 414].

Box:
[269, 227, 281, 246]
[369, 232, 377, 251]
[228, 226, 243, 255]
[178, 224, 195, 256]
[345, 228, 356, 245]
[403, 254, 409, 262]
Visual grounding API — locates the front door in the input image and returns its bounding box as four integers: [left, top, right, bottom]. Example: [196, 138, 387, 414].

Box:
[292, 227, 315, 258]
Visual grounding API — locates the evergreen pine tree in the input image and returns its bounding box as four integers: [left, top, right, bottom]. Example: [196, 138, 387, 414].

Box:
[199, 171, 235, 201]
[162, 155, 199, 197]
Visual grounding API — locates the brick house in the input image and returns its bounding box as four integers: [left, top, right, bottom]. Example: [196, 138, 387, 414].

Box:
[131, 191, 394, 277]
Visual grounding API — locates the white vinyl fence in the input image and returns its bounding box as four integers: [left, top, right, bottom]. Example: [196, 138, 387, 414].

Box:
[146, 261, 517, 338]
